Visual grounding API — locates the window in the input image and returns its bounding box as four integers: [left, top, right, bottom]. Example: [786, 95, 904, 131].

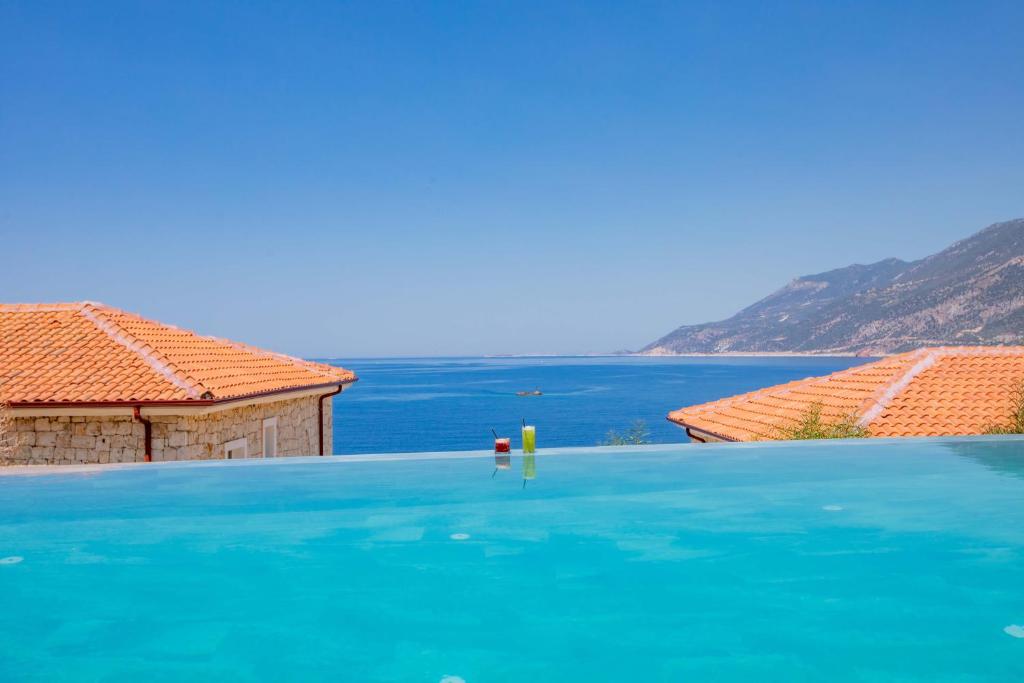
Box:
[225, 437, 247, 460]
[262, 417, 278, 458]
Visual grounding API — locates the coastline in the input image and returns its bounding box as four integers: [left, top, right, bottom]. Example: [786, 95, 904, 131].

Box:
[484, 351, 876, 359]
[634, 350, 875, 358]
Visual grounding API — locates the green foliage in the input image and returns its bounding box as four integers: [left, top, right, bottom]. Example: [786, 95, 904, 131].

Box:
[601, 419, 651, 446]
[984, 380, 1024, 434]
[775, 402, 870, 440]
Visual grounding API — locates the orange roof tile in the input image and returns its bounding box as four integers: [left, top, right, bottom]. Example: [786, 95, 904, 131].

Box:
[0, 302, 356, 405]
[668, 347, 1024, 440]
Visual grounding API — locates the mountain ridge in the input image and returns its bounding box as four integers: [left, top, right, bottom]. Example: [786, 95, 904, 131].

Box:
[643, 218, 1024, 355]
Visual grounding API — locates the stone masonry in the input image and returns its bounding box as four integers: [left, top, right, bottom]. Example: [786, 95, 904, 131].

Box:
[3, 395, 333, 466]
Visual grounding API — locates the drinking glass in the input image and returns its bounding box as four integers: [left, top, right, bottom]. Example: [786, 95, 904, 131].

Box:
[522, 425, 536, 454]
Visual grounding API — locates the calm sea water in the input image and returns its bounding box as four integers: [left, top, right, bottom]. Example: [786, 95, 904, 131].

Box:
[324, 356, 872, 454]
[3, 439, 1024, 681]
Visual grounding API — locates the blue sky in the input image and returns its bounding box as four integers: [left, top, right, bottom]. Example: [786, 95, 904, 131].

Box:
[2, 1, 1022, 357]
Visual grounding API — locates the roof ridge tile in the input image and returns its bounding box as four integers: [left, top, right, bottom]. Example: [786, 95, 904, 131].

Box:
[855, 349, 936, 427]
[81, 303, 339, 380]
[78, 303, 205, 400]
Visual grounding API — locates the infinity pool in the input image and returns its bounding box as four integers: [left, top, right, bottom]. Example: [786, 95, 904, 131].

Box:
[2, 438, 1024, 681]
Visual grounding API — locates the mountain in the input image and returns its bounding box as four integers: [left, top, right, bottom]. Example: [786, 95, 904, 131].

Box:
[643, 218, 1024, 355]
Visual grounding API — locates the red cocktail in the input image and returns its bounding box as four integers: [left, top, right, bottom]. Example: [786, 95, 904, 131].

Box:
[494, 437, 511, 453]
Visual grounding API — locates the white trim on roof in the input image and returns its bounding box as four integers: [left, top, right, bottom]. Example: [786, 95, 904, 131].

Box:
[7, 384, 350, 417]
[78, 303, 203, 399]
[857, 350, 937, 427]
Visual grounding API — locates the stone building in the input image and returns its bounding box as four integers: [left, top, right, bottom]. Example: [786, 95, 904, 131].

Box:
[0, 302, 356, 465]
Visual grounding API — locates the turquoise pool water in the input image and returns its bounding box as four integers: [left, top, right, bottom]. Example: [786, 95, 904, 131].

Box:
[2, 438, 1024, 681]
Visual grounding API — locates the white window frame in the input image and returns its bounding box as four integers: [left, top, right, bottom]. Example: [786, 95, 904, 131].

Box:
[225, 437, 248, 460]
[262, 417, 278, 458]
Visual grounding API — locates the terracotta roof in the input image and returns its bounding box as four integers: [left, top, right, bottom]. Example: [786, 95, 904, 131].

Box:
[0, 302, 356, 405]
[668, 347, 1024, 440]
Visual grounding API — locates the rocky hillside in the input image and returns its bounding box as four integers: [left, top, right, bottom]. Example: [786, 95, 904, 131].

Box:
[644, 218, 1024, 355]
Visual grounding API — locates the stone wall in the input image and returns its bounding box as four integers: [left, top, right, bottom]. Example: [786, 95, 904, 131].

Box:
[2, 395, 332, 466]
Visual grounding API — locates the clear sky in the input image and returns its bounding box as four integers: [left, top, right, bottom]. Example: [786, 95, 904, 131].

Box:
[2, 1, 1022, 357]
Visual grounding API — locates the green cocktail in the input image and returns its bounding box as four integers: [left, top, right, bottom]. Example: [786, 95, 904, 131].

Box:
[522, 425, 536, 454]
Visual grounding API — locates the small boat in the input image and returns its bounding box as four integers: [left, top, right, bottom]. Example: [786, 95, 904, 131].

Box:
[516, 388, 543, 396]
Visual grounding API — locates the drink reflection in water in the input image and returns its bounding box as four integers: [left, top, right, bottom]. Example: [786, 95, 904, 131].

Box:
[492, 452, 511, 477]
[522, 453, 536, 488]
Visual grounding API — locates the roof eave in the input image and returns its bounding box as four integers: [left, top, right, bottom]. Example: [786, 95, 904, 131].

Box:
[6, 376, 357, 410]
[666, 414, 739, 442]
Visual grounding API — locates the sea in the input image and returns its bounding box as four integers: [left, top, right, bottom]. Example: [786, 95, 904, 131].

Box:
[322, 356, 872, 454]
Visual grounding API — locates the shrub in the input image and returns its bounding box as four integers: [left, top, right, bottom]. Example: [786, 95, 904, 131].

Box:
[601, 419, 651, 446]
[984, 380, 1024, 435]
[775, 402, 870, 440]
